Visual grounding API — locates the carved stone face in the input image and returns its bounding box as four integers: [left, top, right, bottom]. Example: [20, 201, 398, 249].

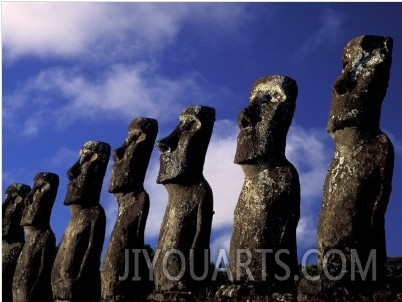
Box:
[156, 105, 215, 184]
[234, 75, 297, 164]
[2, 184, 30, 239]
[109, 118, 158, 193]
[21, 173, 58, 227]
[64, 141, 111, 206]
[327, 35, 393, 134]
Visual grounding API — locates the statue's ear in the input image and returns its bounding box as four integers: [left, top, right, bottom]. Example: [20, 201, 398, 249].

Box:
[41, 183, 51, 193]
[90, 153, 98, 162]
[136, 132, 146, 143]
[15, 196, 23, 204]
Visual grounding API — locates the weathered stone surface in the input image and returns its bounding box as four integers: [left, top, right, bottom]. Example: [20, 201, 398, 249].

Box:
[2, 183, 30, 302]
[317, 35, 394, 290]
[12, 173, 58, 302]
[229, 75, 300, 296]
[101, 118, 158, 301]
[153, 105, 215, 296]
[51, 141, 110, 302]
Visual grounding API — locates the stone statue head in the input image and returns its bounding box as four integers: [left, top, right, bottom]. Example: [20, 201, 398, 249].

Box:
[21, 172, 59, 227]
[2, 184, 31, 240]
[64, 141, 111, 206]
[156, 105, 215, 184]
[327, 35, 393, 134]
[109, 118, 158, 193]
[234, 75, 298, 164]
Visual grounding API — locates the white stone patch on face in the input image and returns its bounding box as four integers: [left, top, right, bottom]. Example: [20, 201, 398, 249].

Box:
[126, 129, 145, 145]
[349, 48, 385, 81]
[250, 80, 286, 104]
[80, 140, 109, 162]
[179, 114, 201, 130]
[250, 82, 286, 103]
[342, 109, 360, 121]
[82, 140, 101, 151]
[191, 105, 202, 115]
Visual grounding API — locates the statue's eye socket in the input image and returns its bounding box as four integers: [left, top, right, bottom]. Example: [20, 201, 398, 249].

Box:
[179, 120, 195, 132]
[114, 147, 125, 161]
[238, 110, 252, 129]
[182, 121, 192, 130]
[261, 94, 272, 103]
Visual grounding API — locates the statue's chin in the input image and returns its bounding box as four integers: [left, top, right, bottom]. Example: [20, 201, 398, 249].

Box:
[234, 150, 261, 165]
[156, 173, 180, 185]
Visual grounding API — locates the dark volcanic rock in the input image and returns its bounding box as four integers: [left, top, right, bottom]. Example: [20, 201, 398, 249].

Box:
[101, 118, 158, 301]
[2, 183, 30, 302]
[153, 105, 215, 296]
[317, 35, 394, 291]
[229, 75, 300, 297]
[51, 141, 110, 302]
[12, 173, 58, 302]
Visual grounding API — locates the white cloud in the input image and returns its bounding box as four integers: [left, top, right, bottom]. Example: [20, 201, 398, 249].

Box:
[287, 125, 332, 250]
[2, 2, 247, 61]
[3, 64, 211, 136]
[23, 119, 40, 137]
[205, 120, 243, 230]
[3, 3, 107, 59]
[48, 147, 77, 169]
[144, 155, 168, 240]
[104, 194, 118, 242]
[286, 125, 332, 202]
[2, 2, 248, 138]
[296, 216, 318, 250]
[296, 9, 345, 58]
[210, 231, 232, 265]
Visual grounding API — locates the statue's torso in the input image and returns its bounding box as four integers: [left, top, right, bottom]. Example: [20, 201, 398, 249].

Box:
[13, 228, 55, 302]
[319, 133, 393, 249]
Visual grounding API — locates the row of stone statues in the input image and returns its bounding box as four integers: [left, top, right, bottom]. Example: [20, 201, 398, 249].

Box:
[2, 34, 395, 301]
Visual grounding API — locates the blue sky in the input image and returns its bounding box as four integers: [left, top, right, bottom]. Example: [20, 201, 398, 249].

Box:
[2, 2, 402, 263]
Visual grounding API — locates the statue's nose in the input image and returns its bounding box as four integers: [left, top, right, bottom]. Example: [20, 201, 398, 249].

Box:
[238, 105, 260, 129]
[157, 128, 180, 153]
[113, 146, 125, 161]
[67, 161, 81, 181]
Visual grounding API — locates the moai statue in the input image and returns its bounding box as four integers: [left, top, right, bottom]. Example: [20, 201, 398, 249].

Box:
[229, 75, 300, 297]
[12, 173, 58, 302]
[317, 35, 394, 291]
[101, 118, 158, 301]
[52, 141, 110, 302]
[153, 105, 215, 297]
[2, 183, 30, 302]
